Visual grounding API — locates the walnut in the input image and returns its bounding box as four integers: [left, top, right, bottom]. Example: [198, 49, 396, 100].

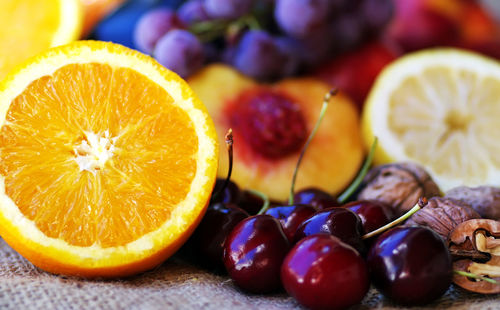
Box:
[406, 197, 481, 240]
[357, 162, 441, 216]
[448, 219, 500, 294]
[445, 186, 500, 220]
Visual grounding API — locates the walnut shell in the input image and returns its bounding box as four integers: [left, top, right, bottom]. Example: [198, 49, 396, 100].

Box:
[446, 186, 500, 220]
[357, 162, 441, 216]
[406, 197, 481, 240]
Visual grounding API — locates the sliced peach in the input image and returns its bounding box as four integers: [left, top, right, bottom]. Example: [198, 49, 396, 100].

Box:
[189, 64, 364, 201]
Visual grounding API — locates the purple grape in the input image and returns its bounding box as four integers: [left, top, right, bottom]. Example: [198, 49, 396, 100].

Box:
[154, 29, 205, 78]
[222, 46, 237, 64]
[342, 0, 363, 12]
[203, 43, 221, 63]
[204, 0, 254, 19]
[232, 30, 297, 80]
[294, 25, 335, 68]
[329, 0, 351, 13]
[360, 0, 394, 34]
[133, 8, 184, 54]
[274, 0, 334, 38]
[330, 13, 365, 53]
[274, 37, 301, 77]
[178, 0, 210, 25]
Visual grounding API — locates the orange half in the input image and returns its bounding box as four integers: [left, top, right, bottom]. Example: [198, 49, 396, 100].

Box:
[0, 41, 218, 277]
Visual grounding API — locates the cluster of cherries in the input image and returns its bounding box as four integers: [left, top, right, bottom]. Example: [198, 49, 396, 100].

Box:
[184, 92, 452, 309]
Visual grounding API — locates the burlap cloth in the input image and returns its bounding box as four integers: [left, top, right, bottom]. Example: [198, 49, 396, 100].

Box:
[0, 238, 498, 309]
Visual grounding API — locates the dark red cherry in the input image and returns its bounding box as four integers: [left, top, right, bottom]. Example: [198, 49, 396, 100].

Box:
[237, 189, 286, 215]
[293, 187, 339, 210]
[223, 214, 290, 293]
[237, 189, 264, 215]
[294, 207, 365, 254]
[367, 226, 452, 305]
[189, 202, 249, 270]
[264, 204, 316, 242]
[344, 200, 394, 233]
[211, 178, 241, 204]
[281, 234, 370, 310]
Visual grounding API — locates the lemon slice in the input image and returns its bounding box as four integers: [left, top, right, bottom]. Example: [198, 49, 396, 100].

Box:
[0, 0, 82, 80]
[362, 48, 500, 191]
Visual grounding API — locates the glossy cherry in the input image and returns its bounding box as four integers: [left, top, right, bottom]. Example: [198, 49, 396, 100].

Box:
[189, 202, 249, 270]
[294, 207, 365, 254]
[344, 200, 394, 233]
[223, 214, 290, 293]
[367, 226, 452, 305]
[293, 187, 339, 210]
[264, 204, 316, 242]
[281, 234, 370, 310]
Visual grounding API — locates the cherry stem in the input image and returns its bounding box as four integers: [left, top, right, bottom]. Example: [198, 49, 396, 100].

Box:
[454, 270, 499, 285]
[337, 137, 378, 204]
[210, 129, 233, 203]
[362, 197, 428, 240]
[247, 189, 270, 215]
[288, 89, 337, 205]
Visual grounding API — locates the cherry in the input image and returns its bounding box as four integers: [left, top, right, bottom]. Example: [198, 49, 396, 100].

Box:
[281, 234, 370, 310]
[344, 200, 394, 233]
[367, 226, 452, 305]
[294, 207, 365, 254]
[189, 202, 249, 270]
[293, 187, 339, 210]
[237, 189, 284, 215]
[237, 189, 263, 215]
[211, 178, 241, 204]
[223, 214, 290, 293]
[264, 204, 316, 242]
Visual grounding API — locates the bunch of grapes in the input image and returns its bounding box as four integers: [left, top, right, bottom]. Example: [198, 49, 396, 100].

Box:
[132, 0, 394, 79]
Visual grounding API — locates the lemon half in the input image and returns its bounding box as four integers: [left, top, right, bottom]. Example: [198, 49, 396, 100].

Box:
[362, 48, 500, 191]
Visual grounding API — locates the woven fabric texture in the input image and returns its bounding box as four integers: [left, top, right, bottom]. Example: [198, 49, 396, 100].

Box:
[0, 238, 499, 310]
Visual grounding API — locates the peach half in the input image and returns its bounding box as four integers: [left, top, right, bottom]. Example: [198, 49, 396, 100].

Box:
[188, 64, 364, 201]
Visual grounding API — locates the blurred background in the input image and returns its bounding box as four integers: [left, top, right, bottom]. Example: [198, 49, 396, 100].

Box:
[80, 0, 500, 110]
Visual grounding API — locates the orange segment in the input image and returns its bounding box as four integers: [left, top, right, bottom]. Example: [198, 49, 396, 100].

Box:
[0, 0, 82, 79]
[0, 41, 218, 277]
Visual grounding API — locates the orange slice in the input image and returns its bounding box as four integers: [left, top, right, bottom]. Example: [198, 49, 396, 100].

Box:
[0, 41, 219, 277]
[0, 0, 82, 80]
